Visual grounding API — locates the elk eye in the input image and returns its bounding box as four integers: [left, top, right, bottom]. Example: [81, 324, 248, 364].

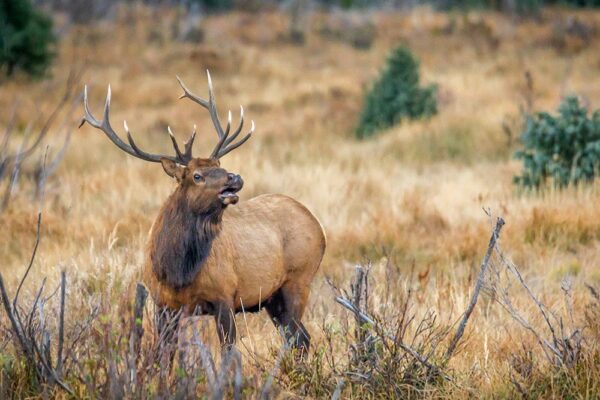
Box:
[193, 173, 203, 183]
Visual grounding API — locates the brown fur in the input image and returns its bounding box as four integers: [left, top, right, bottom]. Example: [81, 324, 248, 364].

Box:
[143, 158, 326, 353]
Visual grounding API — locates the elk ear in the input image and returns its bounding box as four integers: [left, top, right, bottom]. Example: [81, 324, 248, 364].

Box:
[160, 158, 185, 182]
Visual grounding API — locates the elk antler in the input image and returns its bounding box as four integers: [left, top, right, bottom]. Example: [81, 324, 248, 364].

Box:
[80, 72, 253, 164]
[80, 85, 196, 165]
[176, 70, 254, 159]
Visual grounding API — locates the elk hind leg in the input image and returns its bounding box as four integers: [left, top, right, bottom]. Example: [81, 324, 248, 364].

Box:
[265, 284, 311, 357]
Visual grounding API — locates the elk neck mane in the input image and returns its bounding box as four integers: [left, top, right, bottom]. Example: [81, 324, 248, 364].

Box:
[150, 188, 222, 289]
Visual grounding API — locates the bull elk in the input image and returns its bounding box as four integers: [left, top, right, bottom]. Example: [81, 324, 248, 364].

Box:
[80, 72, 326, 358]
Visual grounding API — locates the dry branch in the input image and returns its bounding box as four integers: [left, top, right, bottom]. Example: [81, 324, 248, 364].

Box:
[0, 188, 74, 395]
[56, 270, 66, 377]
[0, 257, 73, 395]
[488, 240, 585, 369]
[333, 295, 446, 379]
[127, 282, 148, 392]
[0, 69, 83, 213]
[445, 216, 505, 360]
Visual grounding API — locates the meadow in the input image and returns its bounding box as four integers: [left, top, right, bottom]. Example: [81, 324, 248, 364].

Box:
[1, 5, 600, 398]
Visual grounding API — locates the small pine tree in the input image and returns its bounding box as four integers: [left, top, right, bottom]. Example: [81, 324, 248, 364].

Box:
[0, 0, 56, 78]
[515, 96, 600, 188]
[356, 45, 437, 139]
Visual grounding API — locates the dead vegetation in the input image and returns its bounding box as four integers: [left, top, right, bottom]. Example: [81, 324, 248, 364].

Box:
[0, 70, 81, 213]
[2, 4, 600, 399]
[1, 207, 598, 398]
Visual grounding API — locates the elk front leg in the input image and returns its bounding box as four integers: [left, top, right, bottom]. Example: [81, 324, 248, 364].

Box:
[213, 301, 236, 354]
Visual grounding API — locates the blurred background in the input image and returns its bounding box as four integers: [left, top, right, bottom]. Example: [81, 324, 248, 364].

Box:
[1, 0, 600, 397]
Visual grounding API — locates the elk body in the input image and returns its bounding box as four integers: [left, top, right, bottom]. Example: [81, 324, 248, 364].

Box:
[80, 72, 326, 357]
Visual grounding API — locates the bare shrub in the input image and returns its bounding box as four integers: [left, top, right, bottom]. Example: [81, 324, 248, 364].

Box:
[478, 213, 600, 397]
[1, 202, 598, 398]
[0, 210, 98, 396]
[0, 70, 82, 213]
[324, 263, 452, 398]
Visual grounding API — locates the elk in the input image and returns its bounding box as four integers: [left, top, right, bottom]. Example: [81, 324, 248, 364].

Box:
[80, 72, 326, 358]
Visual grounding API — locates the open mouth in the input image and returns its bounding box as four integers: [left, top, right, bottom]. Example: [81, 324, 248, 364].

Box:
[219, 185, 242, 205]
[219, 189, 239, 205]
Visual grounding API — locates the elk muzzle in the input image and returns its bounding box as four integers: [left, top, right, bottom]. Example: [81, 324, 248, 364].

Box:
[219, 173, 243, 205]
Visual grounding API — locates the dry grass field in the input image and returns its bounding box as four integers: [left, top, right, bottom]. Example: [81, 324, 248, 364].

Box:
[1, 5, 600, 398]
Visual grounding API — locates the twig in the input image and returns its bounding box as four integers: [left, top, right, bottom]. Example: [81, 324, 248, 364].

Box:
[26, 277, 46, 332]
[0, 134, 26, 211]
[0, 273, 32, 360]
[131, 283, 148, 359]
[0, 272, 74, 395]
[28, 329, 74, 395]
[56, 270, 66, 376]
[496, 245, 561, 355]
[12, 211, 42, 310]
[445, 216, 505, 360]
[352, 264, 368, 343]
[127, 283, 147, 395]
[494, 293, 556, 363]
[334, 296, 448, 380]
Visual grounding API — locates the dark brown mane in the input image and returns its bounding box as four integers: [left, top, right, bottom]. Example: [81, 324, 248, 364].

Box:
[150, 188, 222, 289]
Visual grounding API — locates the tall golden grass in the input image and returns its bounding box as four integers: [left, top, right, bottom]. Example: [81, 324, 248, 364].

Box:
[1, 5, 600, 398]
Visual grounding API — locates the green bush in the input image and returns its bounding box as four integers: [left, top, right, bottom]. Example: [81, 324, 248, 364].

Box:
[355, 46, 437, 139]
[436, 0, 599, 10]
[515, 96, 600, 188]
[192, 0, 233, 12]
[0, 0, 56, 77]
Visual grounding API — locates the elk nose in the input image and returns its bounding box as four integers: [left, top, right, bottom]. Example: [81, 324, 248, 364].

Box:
[227, 173, 243, 187]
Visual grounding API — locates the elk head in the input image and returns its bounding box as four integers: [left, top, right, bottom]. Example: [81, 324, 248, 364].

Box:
[80, 71, 254, 214]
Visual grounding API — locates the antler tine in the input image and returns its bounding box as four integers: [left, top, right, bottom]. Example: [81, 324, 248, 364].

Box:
[176, 71, 253, 159]
[124, 121, 180, 163]
[205, 70, 230, 148]
[178, 71, 236, 159]
[223, 105, 245, 148]
[206, 71, 224, 140]
[209, 109, 233, 158]
[167, 126, 185, 161]
[176, 75, 209, 108]
[81, 85, 181, 164]
[225, 110, 232, 137]
[183, 125, 197, 161]
[217, 120, 254, 158]
[81, 85, 132, 153]
[80, 85, 100, 127]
